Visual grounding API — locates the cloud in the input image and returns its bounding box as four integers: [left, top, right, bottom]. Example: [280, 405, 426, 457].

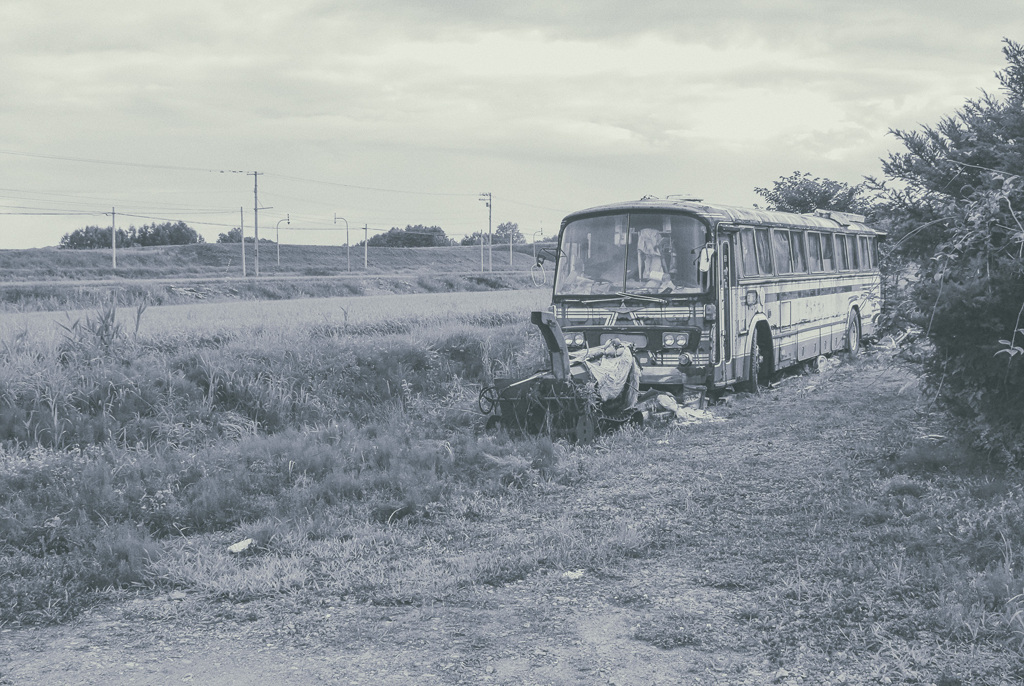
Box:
[0, 0, 1019, 248]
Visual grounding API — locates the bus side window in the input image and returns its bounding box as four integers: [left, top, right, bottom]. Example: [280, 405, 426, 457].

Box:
[791, 231, 807, 273]
[739, 228, 758, 276]
[754, 228, 773, 275]
[807, 232, 823, 272]
[858, 237, 870, 270]
[847, 235, 860, 270]
[836, 234, 850, 270]
[772, 229, 793, 274]
[821, 234, 836, 271]
[869, 237, 878, 268]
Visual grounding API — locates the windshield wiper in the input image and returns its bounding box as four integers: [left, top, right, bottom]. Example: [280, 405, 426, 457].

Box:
[615, 291, 669, 304]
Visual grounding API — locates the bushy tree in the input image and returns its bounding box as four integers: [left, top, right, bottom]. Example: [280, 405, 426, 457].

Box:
[461, 231, 486, 246]
[460, 223, 523, 246]
[59, 226, 129, 249]
[755, 171, 876, 217]
[873, 38, 1024, 459]
[130, 221, 203, 246]
[217, 227, 242, 243]
[61, 221, 203, 249]
[495, 221, 524, 244]
[364, 225, 453, 247]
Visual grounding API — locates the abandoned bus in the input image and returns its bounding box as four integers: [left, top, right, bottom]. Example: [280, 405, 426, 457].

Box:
[546, 198, 884, 392]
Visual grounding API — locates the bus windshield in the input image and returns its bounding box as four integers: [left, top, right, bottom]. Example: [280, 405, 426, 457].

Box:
[554, 213, 708, 296]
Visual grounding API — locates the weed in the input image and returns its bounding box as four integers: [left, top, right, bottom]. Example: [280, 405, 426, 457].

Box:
[633, 611, 707, 649]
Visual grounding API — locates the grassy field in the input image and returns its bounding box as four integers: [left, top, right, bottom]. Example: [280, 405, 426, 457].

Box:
[0, 289, 549, 347]
[2, 292, 1024, 683]
[0, 243, 539, 282]
[0, 242, 545, 312]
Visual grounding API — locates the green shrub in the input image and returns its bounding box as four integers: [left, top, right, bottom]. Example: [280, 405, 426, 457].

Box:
[876, 39, 1024, 461]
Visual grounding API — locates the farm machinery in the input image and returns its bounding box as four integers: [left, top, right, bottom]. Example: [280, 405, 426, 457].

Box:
[477, 311, 647, 443]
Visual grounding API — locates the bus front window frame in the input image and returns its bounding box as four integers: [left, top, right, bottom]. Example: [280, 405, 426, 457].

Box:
[554, 212, 709, 297]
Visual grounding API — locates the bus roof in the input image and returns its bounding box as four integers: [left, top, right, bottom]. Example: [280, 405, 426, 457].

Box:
[561, 198, 885, 236]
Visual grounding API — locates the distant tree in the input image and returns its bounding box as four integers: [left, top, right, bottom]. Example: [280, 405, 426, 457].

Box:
[754, 172, 875, 217]
[364, 225, 453, 247]
[461, 231, 484, 246]
[60, 221, 202, 249]
[495, 221, 524, 244]
[461, 223, 524, 246]
[130, 221, 203, 247]
[60, 226, 130, 249]
[217, 227, 242, 243]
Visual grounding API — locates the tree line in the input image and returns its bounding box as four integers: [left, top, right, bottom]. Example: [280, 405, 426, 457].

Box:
[60, 221, 204, 249]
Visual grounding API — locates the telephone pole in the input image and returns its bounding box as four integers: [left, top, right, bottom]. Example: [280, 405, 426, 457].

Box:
[250, 172, 263, 276]
[240, 207, 246, 276]
[479, 192, 492, 272]
[110, 207, 116, 270]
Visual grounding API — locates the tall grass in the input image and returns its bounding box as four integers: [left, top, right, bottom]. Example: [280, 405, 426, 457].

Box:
[0, 296, 551, 624]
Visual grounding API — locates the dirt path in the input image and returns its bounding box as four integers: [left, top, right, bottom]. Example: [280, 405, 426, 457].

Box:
[0, 355, 998, 685]
[1, 567, 763, 685]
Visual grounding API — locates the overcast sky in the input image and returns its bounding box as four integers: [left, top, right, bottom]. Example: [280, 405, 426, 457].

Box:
[0, 1, 1021, 249]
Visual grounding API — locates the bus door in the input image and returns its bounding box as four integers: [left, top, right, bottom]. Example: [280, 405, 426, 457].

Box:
[715, 234, 736, 384]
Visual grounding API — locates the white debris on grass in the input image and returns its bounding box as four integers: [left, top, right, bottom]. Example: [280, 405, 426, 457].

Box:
[227, 538, 254, 554]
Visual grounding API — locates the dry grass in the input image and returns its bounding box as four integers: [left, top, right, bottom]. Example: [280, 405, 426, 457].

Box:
[2, 294, 1024, 682]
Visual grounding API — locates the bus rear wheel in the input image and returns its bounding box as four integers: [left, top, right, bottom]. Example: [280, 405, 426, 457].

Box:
[845, 312, 861, 358]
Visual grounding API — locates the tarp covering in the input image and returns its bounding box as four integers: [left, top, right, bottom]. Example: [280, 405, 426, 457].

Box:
[570, 339, 641, 409]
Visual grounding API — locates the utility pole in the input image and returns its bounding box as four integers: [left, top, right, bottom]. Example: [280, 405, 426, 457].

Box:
[364, 225, 368, 269]
[110, 207, 116, 270]
[335, 214, 349, 271]
[250, 172, 263, 276]
[480, 233, 484, 272]
[479, 193, 492, 272]
[509, 231, 513, 266]
[240, 207, 246, 276]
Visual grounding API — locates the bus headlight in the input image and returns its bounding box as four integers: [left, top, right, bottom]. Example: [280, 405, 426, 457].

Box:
[662, 332, 689, 348]
[565, 333, 585, 347]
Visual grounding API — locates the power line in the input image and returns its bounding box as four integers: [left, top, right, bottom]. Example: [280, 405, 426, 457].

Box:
[0, 148, 480, 198]
[267, 172, 478, 198]
[494, 195, 567, 213]
[0, 149, 247, 175]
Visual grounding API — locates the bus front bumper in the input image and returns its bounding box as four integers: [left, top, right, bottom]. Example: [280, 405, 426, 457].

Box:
[638, 364, 708, 389]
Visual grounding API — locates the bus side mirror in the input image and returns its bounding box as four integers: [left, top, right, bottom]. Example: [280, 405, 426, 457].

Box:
[698, 245, 715, 273]
[536, 247, 557, 266]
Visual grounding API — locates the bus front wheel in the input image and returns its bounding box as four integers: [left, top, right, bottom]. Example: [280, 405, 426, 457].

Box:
[845, 312, 861, 358]
[744, 332, 771, 393]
